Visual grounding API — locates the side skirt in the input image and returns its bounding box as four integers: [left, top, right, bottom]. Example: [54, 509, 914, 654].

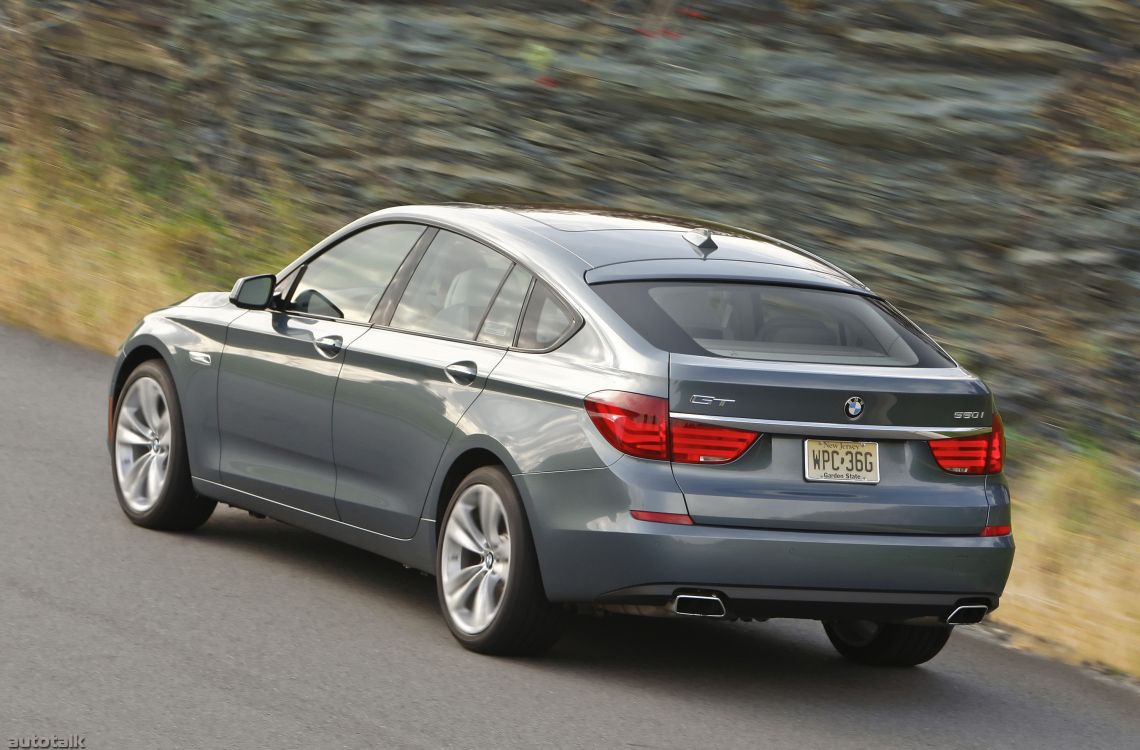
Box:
[192, 477, 438, 574]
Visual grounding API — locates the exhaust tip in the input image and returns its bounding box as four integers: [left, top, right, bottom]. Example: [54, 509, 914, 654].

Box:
[946, 604, 989, 625]
[671, 593, 726, 618]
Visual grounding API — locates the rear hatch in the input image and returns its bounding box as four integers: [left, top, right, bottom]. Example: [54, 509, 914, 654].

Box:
[593, 277, 995, 535]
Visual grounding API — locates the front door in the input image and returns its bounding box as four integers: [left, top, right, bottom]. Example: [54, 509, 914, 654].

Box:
[216, 222, 428, 517]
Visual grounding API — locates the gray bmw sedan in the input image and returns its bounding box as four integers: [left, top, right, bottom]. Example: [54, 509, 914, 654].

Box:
[109, 205, 1013, 666]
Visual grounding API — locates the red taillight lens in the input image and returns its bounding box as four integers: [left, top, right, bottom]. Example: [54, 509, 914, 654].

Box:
[981, 525, 1012, 537]
[929, 414, 1005, 475]
[670, 418, 760, 464]
[584, 391, 759, 464]
[584, 391, 668, 460]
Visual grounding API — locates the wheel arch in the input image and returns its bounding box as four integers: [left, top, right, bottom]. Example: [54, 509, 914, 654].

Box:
[431, 446, 512, 535]
[112, 340, 170, 405]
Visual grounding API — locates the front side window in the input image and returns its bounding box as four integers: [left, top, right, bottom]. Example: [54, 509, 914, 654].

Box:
[593, 281, 954, 367]
[287, 223, 425, 323]
[390, 231, 512, 340]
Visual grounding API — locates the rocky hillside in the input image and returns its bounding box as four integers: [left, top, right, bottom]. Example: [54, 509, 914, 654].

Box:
[5, 0, 1139, 451]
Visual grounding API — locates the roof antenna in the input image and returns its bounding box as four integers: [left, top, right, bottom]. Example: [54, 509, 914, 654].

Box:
[683, 228, 718, 259]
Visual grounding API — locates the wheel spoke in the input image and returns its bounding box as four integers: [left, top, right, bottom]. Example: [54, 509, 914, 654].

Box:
[452, 502, 487, 550]
[479, 492, 503, 550]
[446, 566, 485, 610]
[123, 452, 153, 500]
[472, 570, 497, 626]
[140, 380, 163, 429]
[116, 421, 150, 447]
[146, 452, 165, 499]
[118, 407, 149, 441]
[445, 517, 482, 554]
[443, 562, 481, 598]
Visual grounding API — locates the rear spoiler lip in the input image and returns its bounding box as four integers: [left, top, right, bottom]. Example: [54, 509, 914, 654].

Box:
[668, 413, 992, 441]
[583, 258, 871, 294]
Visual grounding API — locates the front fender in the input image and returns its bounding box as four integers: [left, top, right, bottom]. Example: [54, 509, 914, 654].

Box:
[110, 305, 244, 481]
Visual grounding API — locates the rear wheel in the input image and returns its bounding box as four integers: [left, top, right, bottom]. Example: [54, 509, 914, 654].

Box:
[436, 466, 563, 655]
[823, 620, 953, 667]
[112, 360, 215, 530]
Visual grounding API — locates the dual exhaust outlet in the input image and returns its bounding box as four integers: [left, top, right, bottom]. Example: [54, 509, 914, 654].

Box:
[669, 594, 989, 625]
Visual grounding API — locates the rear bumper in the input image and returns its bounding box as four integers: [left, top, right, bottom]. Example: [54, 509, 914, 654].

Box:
[598, 584, 998, 623]
[515, 462, 1014, 616]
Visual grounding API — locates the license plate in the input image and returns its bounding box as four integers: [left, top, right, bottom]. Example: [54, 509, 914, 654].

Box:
[804, 439, 880, 484]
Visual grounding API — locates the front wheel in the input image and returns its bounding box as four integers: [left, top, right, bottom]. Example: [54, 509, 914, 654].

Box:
[436, 466, 563, 655]
[111, 360, 215, 530]
[823, 620, 953, 667]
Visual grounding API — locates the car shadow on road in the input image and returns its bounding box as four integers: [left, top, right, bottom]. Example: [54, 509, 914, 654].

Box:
[186, 509, 987, 711]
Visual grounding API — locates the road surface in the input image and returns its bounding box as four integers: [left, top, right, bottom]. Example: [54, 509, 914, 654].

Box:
[0, 323, 1135, 749]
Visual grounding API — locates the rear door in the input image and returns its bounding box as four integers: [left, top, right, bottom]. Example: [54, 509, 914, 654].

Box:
[331, 230, 523, 538]
[595, 280, 994, 535]
[217, 222, 427, 517]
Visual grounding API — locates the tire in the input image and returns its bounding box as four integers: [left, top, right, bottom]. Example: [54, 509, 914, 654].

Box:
[823, 620, 953, 667]
[111, 359, 216, 531]
[436, 466, 563, 655]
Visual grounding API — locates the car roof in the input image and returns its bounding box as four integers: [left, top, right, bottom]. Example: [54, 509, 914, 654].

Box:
[362, 204, 867, 292]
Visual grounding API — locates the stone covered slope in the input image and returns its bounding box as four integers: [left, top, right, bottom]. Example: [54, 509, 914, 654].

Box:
[18, 0, 1140, 449]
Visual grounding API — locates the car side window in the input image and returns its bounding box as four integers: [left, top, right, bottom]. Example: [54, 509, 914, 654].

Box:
[286, 223, 425, 323]
[517, 281, 576, 350]
[477, 266, 533, 347]
[390, 230, 512, 340]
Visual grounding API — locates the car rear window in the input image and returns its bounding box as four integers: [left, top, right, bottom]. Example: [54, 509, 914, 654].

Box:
[592, 281, 954, 367]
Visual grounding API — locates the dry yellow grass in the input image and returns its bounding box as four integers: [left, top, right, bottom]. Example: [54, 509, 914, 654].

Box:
[0, 153, 315, 353]
[994, 454, 1140, 676]
[0, 7, 318, 353]
[0, 159, 191, 352]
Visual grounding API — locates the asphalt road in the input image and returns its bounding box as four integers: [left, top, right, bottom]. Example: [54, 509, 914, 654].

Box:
[0, 323, 1136, 750]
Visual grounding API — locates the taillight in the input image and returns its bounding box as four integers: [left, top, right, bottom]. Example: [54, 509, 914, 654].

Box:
[584, 391, 668, 460]
[584, 391, 759, 464]
[929, 414, 1004, 475]
[670, 418, 760, 464]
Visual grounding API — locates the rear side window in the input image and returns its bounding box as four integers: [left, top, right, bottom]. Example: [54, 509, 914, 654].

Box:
[390, 230, 512, 340]
[593, 281, 953, 367]
[517, 282, 576, 350]
[477, 266, 533, 346]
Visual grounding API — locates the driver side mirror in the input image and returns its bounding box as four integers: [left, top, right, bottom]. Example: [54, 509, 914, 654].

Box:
[229, 274, 276, 310]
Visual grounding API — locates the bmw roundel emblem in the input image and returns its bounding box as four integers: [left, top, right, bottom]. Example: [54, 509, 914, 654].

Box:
[844, 396, 865, 420]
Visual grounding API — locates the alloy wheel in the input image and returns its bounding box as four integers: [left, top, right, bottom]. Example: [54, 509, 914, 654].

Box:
[114, 377, 172, 513]
[440, 483, 512, 634]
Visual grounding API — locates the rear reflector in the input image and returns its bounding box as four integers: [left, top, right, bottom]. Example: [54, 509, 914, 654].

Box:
[584, 391, 759, 464]
[630, 510, 694, 525]
[981, 525, 1012, 537]
[929, 414, 1005, 475]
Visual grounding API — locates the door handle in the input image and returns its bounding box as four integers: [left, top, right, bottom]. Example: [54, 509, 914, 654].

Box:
[314, 335, 343, 358]
[444, 361, 478, 386]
